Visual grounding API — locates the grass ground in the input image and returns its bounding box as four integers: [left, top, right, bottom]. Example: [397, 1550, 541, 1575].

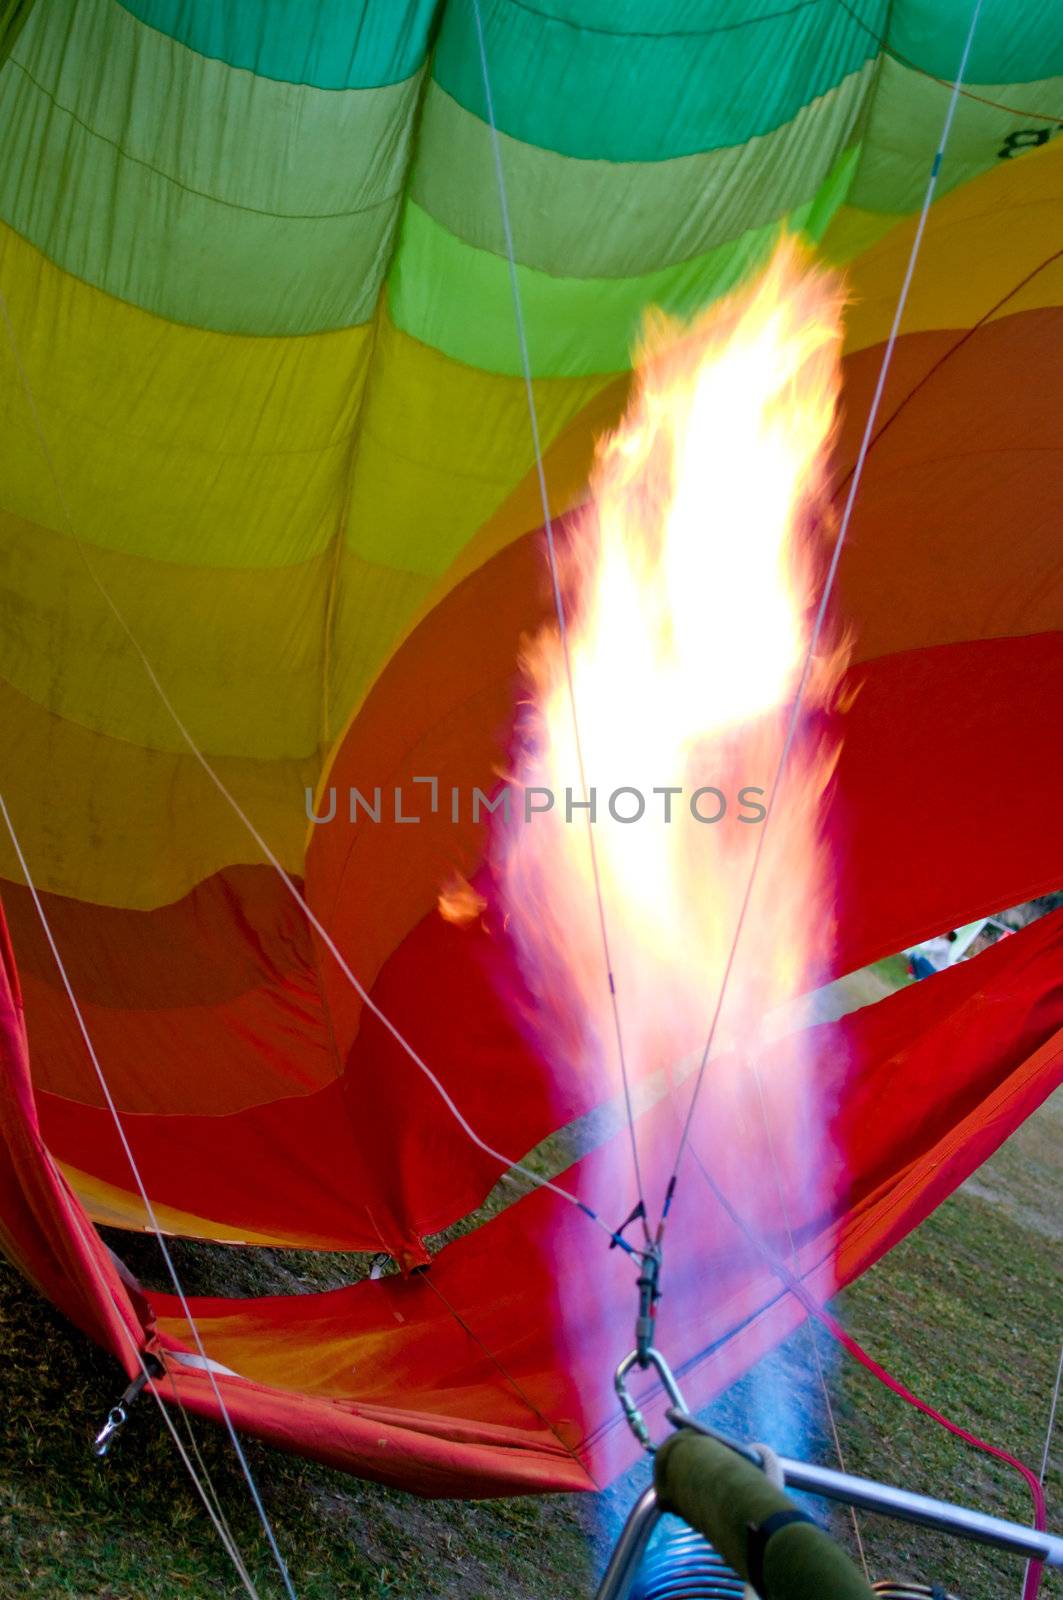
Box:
[1, 1093, 1059, 1598]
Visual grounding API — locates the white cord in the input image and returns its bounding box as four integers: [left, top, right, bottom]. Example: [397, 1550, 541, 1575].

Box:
[1023, 1338, 1063, 1598]
[0, 793, 298, 1600]
[469, 0, 648, 1233]
[667, 0, 986, 1193]
[58, 1203, 262, 1597]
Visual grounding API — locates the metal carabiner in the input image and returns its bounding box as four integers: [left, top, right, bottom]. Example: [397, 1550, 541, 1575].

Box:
[615, 1346, 688, 1452]
[94, 1403, 129, 1458]
[93, 1356, 163, 1458]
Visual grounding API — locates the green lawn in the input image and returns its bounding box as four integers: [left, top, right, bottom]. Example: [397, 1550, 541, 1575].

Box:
[3, 1086, 1059, 1599]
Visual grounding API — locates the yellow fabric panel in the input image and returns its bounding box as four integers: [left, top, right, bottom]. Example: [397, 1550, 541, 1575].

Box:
[325, 543, 435, 746]
[313, 372, 632, 821]
[0, 543, 455, 900]
[0, 221, 372, 566]
[0, 673, 316, 907]
[837, 136, 1063, 353]
[426, 373, 632, 600]
[330, 310, 613, 731]
[151, 1298, 397, 1398]
[0, 508, 453, 761]
[59, 1164, 317, 1248]
[342, 307, 612, 574]
[0, 511, 328, 758]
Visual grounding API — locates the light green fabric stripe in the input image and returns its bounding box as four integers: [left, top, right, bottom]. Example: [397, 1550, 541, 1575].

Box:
[848, 54, 1063, 216]
[389, 153, 856, 378]
[20, 0, 423, 217]
[410, 66, 872, 280]
[2, 0, 422, 333]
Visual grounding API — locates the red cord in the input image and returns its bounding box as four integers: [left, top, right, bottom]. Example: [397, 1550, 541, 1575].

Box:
[779, 1263, 1047, 1600]
[695, 1162, 1048, 1597]
[809, 1297, 1047, 1600]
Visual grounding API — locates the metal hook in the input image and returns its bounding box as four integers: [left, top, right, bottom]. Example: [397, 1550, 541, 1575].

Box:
[93, 1356, 163, 1459]
[615, 1347, 688, 1452]
[94, 1403, 129, 1458]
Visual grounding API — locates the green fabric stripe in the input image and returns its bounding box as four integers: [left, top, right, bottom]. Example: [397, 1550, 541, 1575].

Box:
[434, 0, 884, 161]
[0, 0, 35, 64]
[890, 0, 1063, 84]
[117, 0, 440, 89]
[2, 0, 421, 333]
[389, 153, 855, 378]
[848, 54, 1063, 216]
[411, 66, 872, 279]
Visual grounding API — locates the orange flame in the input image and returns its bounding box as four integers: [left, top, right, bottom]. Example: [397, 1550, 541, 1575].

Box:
[438, 873, 488, 927]
[498, 239, 849, 1101]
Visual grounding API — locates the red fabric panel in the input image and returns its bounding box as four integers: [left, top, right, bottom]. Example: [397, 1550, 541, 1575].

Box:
[825, 631, 1063, 971]
[0, 906, 146, 1368]
[154, 1363, 592, 1497]
[146, 908, 1063, 1494]
[4, 869, 336, 1115]
[306, 633, 1063, 1258]
[306, 301, 1063, 1058]
[36, 1077, 401, 1253]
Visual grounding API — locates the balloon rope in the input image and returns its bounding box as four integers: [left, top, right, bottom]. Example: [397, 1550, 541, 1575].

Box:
[658, 0, 985, 1225]
[0, 795, 299, 1600]
[1023, 1341, 1063, 1598]
[470, 0, 649, 1240]
[803, 1284, 871, 1577]
[692, 1150, 1048, 1600]
[60, 1202, 264, 1599]
[653, 0, 982, 1562]
[1038, 1341, 1063, 1488]
[0, 289, 634, 1257]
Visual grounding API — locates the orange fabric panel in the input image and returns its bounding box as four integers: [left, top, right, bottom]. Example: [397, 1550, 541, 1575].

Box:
[834, 307, 1063, 664]
[305, 530, 549, 1055]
